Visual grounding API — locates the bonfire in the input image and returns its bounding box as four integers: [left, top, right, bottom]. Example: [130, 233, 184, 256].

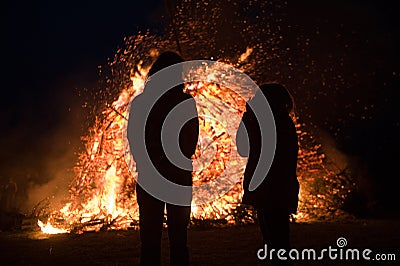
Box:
[37, 0, 355, 234]
[38, 46, 353, 234]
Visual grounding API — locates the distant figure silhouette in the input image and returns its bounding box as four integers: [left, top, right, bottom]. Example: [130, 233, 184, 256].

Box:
[128, 51, 199, 266]
[237, 84, 299, 265]
[0, 177, 18, 212]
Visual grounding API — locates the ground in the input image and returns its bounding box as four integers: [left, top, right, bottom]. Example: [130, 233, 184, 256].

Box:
[0, 219, 399, 265]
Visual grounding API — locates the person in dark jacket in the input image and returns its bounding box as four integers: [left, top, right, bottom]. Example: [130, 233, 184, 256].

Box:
[237, 84, 299, 265]
[128, 51, 199, 266]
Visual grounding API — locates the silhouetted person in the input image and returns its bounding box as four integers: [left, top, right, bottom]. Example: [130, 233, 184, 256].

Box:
[0, 177, 18, 212]
[128, 51, 199, 266]
[237, 84, 299, 265]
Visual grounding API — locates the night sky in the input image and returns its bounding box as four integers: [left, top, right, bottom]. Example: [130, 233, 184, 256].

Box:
[1, 0, 167, 179]
[1, 1, 400, 214]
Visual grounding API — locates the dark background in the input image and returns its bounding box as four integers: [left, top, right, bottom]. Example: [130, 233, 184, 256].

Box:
[1, 1, 399, 214]
[1, 0, 166, 176]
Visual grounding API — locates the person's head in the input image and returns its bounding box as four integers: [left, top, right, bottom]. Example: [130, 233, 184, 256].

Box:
[148, 51, 183, 77]
[259, 83, 294, 114]
[145, 51, 184, 95]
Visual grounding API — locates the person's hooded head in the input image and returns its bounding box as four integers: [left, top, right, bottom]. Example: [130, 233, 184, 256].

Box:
[259, 83, 294, 115]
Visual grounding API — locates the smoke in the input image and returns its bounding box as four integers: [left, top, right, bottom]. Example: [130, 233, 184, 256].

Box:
[317, 130, 349, 172]
[317, 129, 377, 216]
[12, 88, 87, 215]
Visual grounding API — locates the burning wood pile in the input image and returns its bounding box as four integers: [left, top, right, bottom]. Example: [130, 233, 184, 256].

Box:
[37, 33, 355, 234]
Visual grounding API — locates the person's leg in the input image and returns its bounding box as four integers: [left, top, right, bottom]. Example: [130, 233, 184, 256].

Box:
[270, 211, 292, 266]
[269, 210, 290, 251]
[257, 208, 292, 266]
[137, 185, 165, 266]
[166, 203, 191, 266]
[256, 207, 269, 245]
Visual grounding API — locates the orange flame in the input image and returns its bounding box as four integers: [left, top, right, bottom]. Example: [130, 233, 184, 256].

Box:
[38, 55, 353, 234]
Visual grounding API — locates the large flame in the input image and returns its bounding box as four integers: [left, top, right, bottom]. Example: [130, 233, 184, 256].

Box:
[38, 54, 353, 234]
[37, 0, 356, 231]
[37, 0, 356, 234]
[37, 220, 69, 234]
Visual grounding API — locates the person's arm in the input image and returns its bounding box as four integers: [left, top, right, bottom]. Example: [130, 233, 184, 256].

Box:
[179, 99, 199, 159]
[236, 119, 250, 157]
[127, 95, 145, 164]
[236, 104, 251, 157]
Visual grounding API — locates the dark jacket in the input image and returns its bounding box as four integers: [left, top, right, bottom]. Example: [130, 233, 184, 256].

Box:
[237, 93, 299, 214]
[128, 52, 199, 187]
